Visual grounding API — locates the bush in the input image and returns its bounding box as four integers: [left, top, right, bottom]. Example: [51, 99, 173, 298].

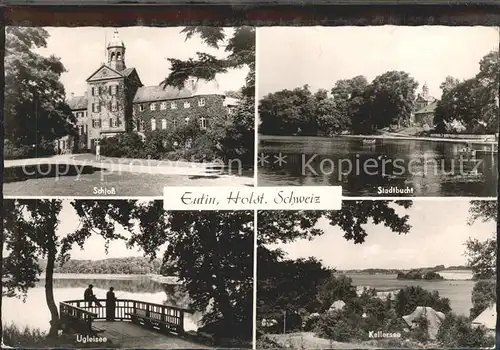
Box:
[4, 139, 55, 160]
[2, 323, 118, 348]
[436, 313, 494, 348]
[314, 310, 366, 342]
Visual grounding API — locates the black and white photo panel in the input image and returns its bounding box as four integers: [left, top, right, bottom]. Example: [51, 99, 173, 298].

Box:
[257, 26, 499, 197]
[2, 199, 254, 349]
[256, 199, 496, 348]
[4, 26, 255, 196]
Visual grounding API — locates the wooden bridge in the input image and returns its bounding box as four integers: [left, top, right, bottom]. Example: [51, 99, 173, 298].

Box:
[59, 299, 209, 348]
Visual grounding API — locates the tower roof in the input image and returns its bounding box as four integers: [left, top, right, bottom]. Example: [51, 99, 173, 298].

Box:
[108, 29, 125, 48]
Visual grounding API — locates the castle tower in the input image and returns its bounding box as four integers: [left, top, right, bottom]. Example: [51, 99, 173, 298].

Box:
[422, 82, 429, 98]
[107, 29, 126, 71]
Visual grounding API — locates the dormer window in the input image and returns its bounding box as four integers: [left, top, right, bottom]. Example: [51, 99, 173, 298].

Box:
[198, 98, 206, 107]
[184, 102, 190, 109]
[150, 103, 156, 111]
[171, 102, 177, 110]
[160, 102, 167, 110]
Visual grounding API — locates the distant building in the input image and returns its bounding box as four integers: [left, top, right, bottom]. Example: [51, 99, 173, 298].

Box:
[58, 30, 238, 153]
[411, 83, 439, 128]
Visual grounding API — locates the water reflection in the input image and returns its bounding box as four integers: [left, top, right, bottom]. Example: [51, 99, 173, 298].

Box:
[258, 136, 498, 196]
[2, 276, 202, 333]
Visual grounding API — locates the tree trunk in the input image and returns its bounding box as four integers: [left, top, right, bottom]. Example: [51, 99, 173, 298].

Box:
[213, 275, 236, 329]
[45, 246, 60, 338]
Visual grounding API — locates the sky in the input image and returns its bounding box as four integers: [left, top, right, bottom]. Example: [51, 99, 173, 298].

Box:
[2, 200, 165, 261]
[37, 27, 249, 97]
[271, 200, 496, 270]
[257, 26, 499, 100]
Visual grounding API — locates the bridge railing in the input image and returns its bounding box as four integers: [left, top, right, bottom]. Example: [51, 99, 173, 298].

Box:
[61, 299, 193, 335]
[59, 302, 98, 335]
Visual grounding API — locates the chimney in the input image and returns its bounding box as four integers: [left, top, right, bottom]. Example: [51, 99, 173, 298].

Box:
[70, 92, 74, 99]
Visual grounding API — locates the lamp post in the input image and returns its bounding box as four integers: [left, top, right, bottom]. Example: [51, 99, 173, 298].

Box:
[28, 81, 39, 156]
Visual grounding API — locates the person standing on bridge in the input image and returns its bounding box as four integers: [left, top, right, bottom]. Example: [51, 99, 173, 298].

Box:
[106, 287, 117, 321]
[84, 284, 102, 307]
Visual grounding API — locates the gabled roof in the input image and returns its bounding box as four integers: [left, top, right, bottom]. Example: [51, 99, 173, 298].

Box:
[86, 64, 141, 83]
[133, 85, 192, 103]
[67, 94, 88, 110]
[415, 100, 438, 114]
[416, 94, 436, 103]
[472, 304, 496, 330]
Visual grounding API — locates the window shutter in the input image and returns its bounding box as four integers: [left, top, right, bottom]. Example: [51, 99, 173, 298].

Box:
[109, 85, 112, 95]
[91, 87, 94, 96]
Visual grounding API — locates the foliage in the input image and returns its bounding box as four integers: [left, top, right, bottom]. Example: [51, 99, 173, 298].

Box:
[394, 286, 451, 317]
[259, 71, 418, 136]
[4, 27, 75, 152]
[316, 274, 357, 312]
[160, 27, 255, 166]
[314, 310, 365, 342]
[436, 313, 494, 348]
[258, 255, 331, 318]
[38, 257, 163, 275]
[434, 50, 499, 134]
[396, 269, 444, 280]
[464, 235, 496, 280]
[469, 280, 496, 319]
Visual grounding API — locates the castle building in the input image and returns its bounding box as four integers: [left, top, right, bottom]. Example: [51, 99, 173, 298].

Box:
[59, 30, 238, 153]
[411, 83, 438, 128]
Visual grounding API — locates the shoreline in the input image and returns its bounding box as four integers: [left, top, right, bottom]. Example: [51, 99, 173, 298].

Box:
[259, 133, 497, 145]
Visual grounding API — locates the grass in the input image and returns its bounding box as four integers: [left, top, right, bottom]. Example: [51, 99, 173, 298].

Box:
[2, 323, 118, 348]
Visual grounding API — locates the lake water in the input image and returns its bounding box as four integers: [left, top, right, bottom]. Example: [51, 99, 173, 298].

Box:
[2, 274, 203, 333]
[345, 271, 476, 316]
[258, 136, 498, 196]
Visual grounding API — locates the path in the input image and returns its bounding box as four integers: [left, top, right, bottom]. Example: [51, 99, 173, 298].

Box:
[265, 332, 376, 349]
[93, 321, 209, 348]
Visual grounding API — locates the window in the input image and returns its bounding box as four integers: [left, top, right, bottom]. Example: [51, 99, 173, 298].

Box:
[200, 117, 207, 129]
[91, 87, 96, 96]
[111, 102, 118, 112]
[92, 119, 101, 128]
[171, 102, 177, 110]
[185, 117, 190, 125]
[92, 103, 100, 113]
[160, 102, 167, 110]
[139, 120, 145, 132]
[151, 119, 156, 131]
[184, 102, 190, 109]
[198, 98, 206, 107]
[78, 125, 83, 135]
[150, 103, 156, 111]
[172, 119, 177, 128]
[139, 104, 144, 112]
[111, 85, 117, 95]
[111, 118, 120, 128]
[162, 119, 167, 130]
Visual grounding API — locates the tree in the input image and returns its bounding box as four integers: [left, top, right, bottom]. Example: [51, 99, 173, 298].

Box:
[331, 76, 368, 133]
[439, 76, 461, 95]
[317, 274, 357, 312]
[363, 71, 419, 130]
[257, 201, 413, 332]
[259, 85, 318, 136]
[465, 200, 497, 319]
[4, 27, 75, 154]
[76, 201, 254, 340]
[394, 286, 451, 317]
[434, 51, 499, 134]
[160, 27, 255, 166]
[161, 27, 255, 99]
